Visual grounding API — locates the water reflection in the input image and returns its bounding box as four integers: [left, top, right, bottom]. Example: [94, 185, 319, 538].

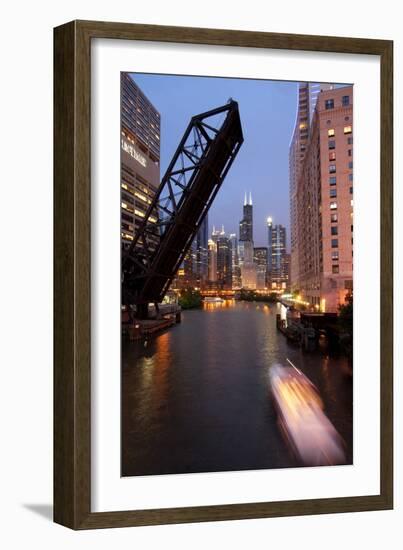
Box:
[122, 301, 352, 476]
[202, 298, 236, 310]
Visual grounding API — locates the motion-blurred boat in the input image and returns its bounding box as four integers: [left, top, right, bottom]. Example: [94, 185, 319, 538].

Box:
[269, 361, 346, 466]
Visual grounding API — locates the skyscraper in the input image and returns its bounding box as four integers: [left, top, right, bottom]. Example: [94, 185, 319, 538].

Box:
[267, 218, 287, 289]
[216, 227, 232, 289]
[289, 82, 334, 289]
[238, 193, 256, 289]
[208, 238, 217, 282]
[195, 215, 209, 286]
[229, 233, 241, 289]
[254, 247, 268, 290]
[184, 215, 209, 288]
[120, 73, 160, 251]
[239, 192, 253, 242]
[294, 86, 353, 312]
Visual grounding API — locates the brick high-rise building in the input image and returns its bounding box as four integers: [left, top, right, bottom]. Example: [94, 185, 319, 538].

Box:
[294, 85, 353, 312]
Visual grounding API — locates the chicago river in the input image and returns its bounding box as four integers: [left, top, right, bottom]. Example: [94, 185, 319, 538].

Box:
[122, 301, 352, 477]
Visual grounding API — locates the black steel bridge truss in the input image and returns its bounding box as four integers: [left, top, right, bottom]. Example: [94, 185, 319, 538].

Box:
[122, 100, 244, 318]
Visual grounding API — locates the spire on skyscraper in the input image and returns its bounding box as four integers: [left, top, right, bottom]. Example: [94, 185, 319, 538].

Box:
[244, 192, 247, 206]
[249, 192, 252, 205]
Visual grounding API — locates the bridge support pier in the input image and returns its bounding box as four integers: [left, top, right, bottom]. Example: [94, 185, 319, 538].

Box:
[136, 303, 149, 320]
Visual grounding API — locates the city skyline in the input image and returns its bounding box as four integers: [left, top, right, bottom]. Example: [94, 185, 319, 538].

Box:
[130, 73, 297, 247]
[120, 73, 354, 478]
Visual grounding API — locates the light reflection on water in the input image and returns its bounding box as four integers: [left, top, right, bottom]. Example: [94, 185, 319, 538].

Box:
[122, 301, 352, 476]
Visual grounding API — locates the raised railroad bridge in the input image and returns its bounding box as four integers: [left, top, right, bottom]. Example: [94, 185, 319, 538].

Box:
[122, 100, 244, 319]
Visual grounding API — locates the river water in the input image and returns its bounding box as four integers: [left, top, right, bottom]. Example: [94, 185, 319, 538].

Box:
[122, 300, 353, 476]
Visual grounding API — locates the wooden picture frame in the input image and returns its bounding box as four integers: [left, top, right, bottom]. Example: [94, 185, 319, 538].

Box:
[54, 19, 393, 529]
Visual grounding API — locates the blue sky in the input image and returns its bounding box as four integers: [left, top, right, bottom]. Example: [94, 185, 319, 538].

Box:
[131, 73, 298, 248]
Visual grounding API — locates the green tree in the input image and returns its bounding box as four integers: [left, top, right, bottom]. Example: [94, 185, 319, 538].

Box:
[178, 288, 202, 309]
[338, 293, 353, 358]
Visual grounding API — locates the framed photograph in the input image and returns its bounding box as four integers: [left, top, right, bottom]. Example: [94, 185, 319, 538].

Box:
[54, 20, 393, 529]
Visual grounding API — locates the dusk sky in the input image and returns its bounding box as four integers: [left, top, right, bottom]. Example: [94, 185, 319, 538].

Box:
[131, 73, 298, 248]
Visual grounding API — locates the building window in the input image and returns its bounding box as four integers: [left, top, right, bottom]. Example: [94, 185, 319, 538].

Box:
[330, 188, 337, 198]
[350, 187, 353, 194]
[325, 99, 334, 110]
[332, 251, 339, 260]
[328, 129, 335, 137]
[344, 126, 352, 134]
[348, 137, 353, 144]
[349, 173, 353, 181]
[348, 149, 352, 156]
[329, 176, 337, 185]
[331, 226, 338, 235]
[331, 239, 338, 248]
[329, 165, 336, 173]
[332, 265, 339, 274]
[329, 151, 336, 161]
[328, 140, 336, 150]
[331, 213, 338, 222]
[330, 202, 337, 210]
[348, 161, 353, 169]
[342, 95, 350, 106]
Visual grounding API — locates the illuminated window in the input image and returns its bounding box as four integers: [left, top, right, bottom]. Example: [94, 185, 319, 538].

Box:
[329, 151, 336, 161]
[332, 251, 339, 260]
[328, 128, 335, 137]
[331, 213, 338, 222]
[330, 202, 337, 210]
[344, 126, 352, 134]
